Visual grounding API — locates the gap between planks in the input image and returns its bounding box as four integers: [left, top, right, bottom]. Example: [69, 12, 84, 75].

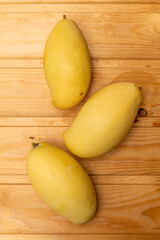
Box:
[0, 117, 159, 127]
[0, 234, 160, 240]
[1, 59, 160, 69]
[1, 1, 160, 4]
[1, 174, 160, 185]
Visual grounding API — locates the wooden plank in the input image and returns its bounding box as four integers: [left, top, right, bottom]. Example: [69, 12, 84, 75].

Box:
[0, 184, 160, 233]
[1, 4, 160, 13]
[0, 9, 160, 59]
[0, 235, 160, 240]
[0, 67, 159, 117]
[1, 174, 160, 185]
[0, 126, 159, 175]
[0, 116, 159, 127]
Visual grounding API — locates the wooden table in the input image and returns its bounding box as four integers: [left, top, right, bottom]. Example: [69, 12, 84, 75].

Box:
[0, 0, 160, 239]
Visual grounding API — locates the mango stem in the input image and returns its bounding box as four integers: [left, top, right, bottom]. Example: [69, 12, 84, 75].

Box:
[32, 142, 39, 149]
[63, 15, 66, 19]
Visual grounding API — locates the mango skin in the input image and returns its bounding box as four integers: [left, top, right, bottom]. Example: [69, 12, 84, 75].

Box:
[43, 17, 91, 109]
[63, 82, 142, 158]
[27, 142, 97, 224]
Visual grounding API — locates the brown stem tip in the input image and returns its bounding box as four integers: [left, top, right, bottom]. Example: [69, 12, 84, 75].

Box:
[32, 142, 39, 150]
[63, 15, 66, 19]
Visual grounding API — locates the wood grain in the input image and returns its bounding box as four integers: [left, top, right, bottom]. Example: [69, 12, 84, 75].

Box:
[1, 184, 160, 233]
[0, 126, 159, 175]
[0, 6, 160, 59]
[0, 62, 160, 117]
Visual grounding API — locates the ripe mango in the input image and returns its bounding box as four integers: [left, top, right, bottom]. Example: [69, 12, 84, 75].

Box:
[63, 82, 142, 158]
[27, 142, 97, 224]
[43, 16, 91, 109]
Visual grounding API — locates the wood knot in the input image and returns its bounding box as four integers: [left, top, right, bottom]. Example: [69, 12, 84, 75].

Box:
[138, 108, 147, 117]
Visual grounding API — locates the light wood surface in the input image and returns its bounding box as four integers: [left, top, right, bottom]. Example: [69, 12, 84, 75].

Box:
[1, 7, 160, 59]
[0, 0, 160, 239]
[0, 59, 160, 117]
[1, 184, 160, 234]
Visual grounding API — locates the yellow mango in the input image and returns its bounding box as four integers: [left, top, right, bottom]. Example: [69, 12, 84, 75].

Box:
[63, 82, 142, 158]
[27, 142, 97, 224]
[43, 16, 91, 109]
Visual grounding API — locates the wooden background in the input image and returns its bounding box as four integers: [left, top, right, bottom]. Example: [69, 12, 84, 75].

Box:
[0, 0, 160, 239]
